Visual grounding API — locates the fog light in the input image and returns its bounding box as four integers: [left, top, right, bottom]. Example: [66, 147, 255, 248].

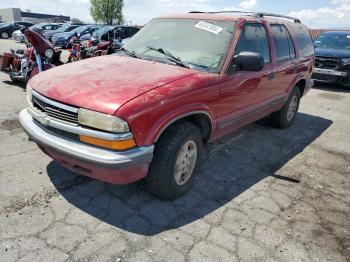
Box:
[79, 135, 136, 150]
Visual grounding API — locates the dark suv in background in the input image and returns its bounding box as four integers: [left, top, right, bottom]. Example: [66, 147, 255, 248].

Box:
[0, 21, 34, 39]
[312, 31, 350, 86]
[91, 25, 139, 41]
[52, 25, 100, 48]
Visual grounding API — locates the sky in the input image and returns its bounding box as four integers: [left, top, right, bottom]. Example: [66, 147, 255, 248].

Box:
[1, 0, 350, 28]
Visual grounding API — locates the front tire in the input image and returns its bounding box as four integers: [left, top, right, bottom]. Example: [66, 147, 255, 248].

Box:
[140, 121, 204, 200]
[271, 87, 301, 129]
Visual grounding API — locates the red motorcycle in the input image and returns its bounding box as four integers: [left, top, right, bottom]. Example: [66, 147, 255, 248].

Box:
[0, 27, 63, 83]
[67, 34, 114, 62]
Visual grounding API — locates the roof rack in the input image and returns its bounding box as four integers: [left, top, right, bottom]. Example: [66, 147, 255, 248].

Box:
[189, 10, 301, 23]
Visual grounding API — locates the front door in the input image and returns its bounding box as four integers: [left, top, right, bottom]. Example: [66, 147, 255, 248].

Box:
[218, 23, 278, 130]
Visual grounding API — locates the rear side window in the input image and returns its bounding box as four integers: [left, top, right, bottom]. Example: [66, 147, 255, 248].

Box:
[270, 24, 296, 61]
[293, 24, 314, 57]
[236, 23, 270, 62]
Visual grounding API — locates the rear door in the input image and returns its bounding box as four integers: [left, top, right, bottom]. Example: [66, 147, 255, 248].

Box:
[269, 24, 298, 95]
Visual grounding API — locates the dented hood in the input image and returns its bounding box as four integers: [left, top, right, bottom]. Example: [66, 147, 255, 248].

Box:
[29, 55, 197, 115]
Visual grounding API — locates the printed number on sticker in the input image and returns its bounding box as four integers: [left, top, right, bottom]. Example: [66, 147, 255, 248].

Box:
[195, 21, 223, 35]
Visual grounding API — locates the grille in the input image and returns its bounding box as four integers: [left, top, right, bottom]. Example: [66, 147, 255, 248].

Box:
[315, 57, 341, 70]
[32, 95, 79, 125]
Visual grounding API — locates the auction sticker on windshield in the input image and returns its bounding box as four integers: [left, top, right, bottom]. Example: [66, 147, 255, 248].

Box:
[195, 21, 223, 35]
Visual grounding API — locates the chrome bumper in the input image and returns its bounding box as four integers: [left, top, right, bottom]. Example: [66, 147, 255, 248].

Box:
[313, 68, 348, 77]
[19, 109, 154, 168]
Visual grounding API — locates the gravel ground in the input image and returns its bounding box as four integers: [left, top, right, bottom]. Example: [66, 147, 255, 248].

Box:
[0, 39, 349, 262]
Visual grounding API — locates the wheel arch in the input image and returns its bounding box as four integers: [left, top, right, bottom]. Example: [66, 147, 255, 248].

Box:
[294, 78, 306, 96]
[153, 111, 215, 144]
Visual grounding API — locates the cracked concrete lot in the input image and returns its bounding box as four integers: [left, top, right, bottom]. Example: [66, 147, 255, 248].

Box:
[0, 40, 349, 262]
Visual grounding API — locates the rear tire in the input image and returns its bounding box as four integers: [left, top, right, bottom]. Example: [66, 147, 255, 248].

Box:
[271, 87, 301, 129]
[140, 121, 204, 200]
[1, 32, 10, 39]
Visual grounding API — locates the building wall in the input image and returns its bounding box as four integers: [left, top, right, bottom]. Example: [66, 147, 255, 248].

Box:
[0, 8, 22, 22]
[0, 8, 69, 23]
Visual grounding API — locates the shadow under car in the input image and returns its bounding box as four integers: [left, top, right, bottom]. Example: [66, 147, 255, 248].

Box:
[47, 112, 332, 236]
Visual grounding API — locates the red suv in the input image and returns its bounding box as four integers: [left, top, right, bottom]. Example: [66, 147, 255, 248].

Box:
[19, 12, 314, 199]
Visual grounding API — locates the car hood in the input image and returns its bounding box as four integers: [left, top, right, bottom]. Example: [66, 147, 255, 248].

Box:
[315, 47, 350, 59]
[29, 55, 198, 115]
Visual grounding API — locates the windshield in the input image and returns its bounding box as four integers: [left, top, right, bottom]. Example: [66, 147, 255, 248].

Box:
[314, 33, 350, 50]
[92, 26, 114, 38]
[124, 18, 235, 72]
[71, 26, 89, 34]
[52, 25, 72, 33]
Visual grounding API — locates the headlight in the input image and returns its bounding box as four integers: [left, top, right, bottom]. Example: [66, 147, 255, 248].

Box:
[341, 58, 350, 65]
[26, 84, 33, 103]
[45, 48, 54, 59]
[78, 108, 130, 133]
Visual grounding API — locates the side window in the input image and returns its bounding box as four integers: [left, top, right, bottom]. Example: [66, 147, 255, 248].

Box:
[236, 23, 270, 63]
[293, 24, 314, 57]
[270, 24, 296, 61]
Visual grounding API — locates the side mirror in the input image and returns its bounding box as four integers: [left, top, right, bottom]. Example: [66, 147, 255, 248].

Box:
[233, 51, 264, 72]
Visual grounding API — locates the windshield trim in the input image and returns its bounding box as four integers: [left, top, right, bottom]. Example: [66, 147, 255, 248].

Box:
[124, 18, 236, 74]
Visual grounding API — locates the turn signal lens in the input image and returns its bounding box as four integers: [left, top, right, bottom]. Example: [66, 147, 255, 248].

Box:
[79, 135, 136, 150]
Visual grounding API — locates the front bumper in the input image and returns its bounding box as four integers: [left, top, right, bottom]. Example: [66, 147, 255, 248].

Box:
[13, 34, 25, 42]
[19, 109, 154, 184]
[312, 68, 350, 86]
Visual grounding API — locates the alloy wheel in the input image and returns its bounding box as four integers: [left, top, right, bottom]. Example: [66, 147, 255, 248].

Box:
[174, 140, 198, 186]
[287, 95, 299, 121]
[1, 32, 9, 39]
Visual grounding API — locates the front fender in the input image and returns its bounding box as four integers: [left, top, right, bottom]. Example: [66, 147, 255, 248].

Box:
[116, 73, 221, 146]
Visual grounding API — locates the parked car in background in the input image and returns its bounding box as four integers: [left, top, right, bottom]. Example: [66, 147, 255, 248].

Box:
[31, 23, 62, 36]
[13, 23, 63, 42]
[44, 24, 80, 42]
[312, 31, 350, 86]
[52, 25, 100, 48]
[19, 12, 314, 199]
[91, 25, 139, 41]
[0, 21, 34, 39]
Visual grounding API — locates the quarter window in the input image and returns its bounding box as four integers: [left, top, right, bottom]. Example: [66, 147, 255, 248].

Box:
[270, 24, 296, 60]
[235, 23, 270, 63]
[293, 24, 314, 57]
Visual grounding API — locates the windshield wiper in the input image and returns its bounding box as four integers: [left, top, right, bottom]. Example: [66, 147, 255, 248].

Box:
[120, 47, 139, 59]
[145, 45, 190, 68]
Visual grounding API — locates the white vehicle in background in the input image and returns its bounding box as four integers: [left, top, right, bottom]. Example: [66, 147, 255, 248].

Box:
[12, 30, 25, 42]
